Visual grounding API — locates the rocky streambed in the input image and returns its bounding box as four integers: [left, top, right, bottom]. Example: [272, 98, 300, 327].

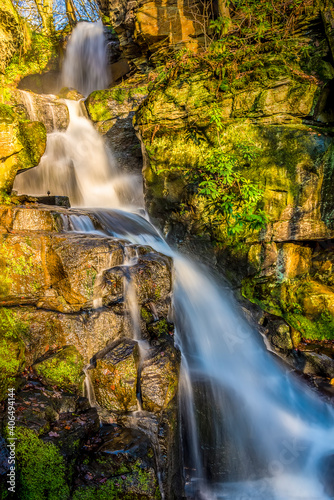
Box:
[0, 203, 182, 499]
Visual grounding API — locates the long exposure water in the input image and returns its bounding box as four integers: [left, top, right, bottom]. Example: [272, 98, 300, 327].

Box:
[14, 22, 334, 500]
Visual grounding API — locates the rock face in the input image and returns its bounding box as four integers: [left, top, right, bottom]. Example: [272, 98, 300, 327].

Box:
[133, 31, 334, 355]
[85, 79, 148, 174]
[126, 5, 334, 391]
[0, 104, 46, 195]
[17, 91, 70, 132]
[97, 0, 205, 68]
[0, 204, 182, 499]
[0, 0, 24, 73]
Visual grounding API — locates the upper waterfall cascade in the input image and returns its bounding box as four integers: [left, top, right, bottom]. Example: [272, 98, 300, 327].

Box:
[13, 21, 334, 500]
[61, 20, 111, 96]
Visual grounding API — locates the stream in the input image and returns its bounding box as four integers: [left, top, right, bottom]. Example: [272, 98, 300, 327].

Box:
[14, 21, 334, 500]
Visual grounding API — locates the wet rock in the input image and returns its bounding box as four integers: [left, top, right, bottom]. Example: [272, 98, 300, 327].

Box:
[131, 250, 172, 309]
[141, 343, 180, 413]
[102, 247, 172, 319]
[33, 346, 85, 393]
[92, 339, 139, 412]
[299, 351, 334, 379]
[58, 87, 84, 101]
[268, 320, 293, 352]
[85, 81, 147, 174]
[0, 232, 123, 312]
[16, 91, 70, 132]
[35, 195, 70, 208]
[10, 306, 129, 365]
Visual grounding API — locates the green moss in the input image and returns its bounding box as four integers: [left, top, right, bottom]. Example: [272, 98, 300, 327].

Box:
[148, 319, 169, 337]
[141, 306, 154, 324]
[0, 308, 27, 401]
[72, 461, 160, 500]
[0, 239, 42, 297]
[0, 104, 15, 124]
[17, 121, 47, 171]
[85, 268, 97, 299]
[2, 31, 57, 87]
[33, 346, 84, 392]
[14, 427, 70, 500]
[242, 276, 334, 341]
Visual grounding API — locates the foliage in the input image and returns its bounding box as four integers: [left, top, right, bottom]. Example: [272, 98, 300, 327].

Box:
[2, 30, 57, 86]
[150, 102, 267, 237]
[195, 146, 267, 236]
[12, 0, 101, 32]
[149, 0, 324, 93]
[14, 427, 70, 500]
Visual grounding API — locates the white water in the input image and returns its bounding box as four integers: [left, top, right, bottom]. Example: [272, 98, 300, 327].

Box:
[62, 21, 110, 96]
[14, 100, 143, 208]
[14, 21, 334, 500]
[19, 90, 59, 132]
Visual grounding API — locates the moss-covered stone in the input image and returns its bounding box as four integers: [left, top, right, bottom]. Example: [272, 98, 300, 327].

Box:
[33, 346, 84, 392]
[0, 308, 27, 401]
[14, 427, 70, 500]
[0, 104, 46, 194]
[86, 83, 148, 123]
[72, 424, 160, 498]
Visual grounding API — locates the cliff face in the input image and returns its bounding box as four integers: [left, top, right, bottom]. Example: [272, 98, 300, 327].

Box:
[98, 0, 205, 68]
[0, 0, 24, 74]
[118, 1, 334, 365]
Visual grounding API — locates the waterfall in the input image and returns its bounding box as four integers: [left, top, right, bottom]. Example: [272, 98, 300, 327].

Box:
[62, 21, 111, 96]
[15, 21, 334, 500]
[14, 100, 143, 208]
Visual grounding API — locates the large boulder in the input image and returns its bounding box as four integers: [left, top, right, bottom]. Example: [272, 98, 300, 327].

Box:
[33, 345, 85, 393]
[91, 339, 139, 412]
[0, 104, 46, 195]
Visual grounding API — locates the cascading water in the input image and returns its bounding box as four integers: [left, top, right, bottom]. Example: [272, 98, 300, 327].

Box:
[14, 99, 143, 208]
[14, 21, 334, 500]
[62, 21, 110, 96]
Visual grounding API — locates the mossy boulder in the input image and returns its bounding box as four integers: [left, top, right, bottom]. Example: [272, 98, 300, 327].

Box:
[0, 104, 46, 195]
[0, 308, 26, 401]
[101, 247, 172, 319]
[11, 305, 128, 366]
[33, 346, 84, 392]
[86, 84, 148, 123]
[92, 339, 139, 412]
[58, 87, 84, 101]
